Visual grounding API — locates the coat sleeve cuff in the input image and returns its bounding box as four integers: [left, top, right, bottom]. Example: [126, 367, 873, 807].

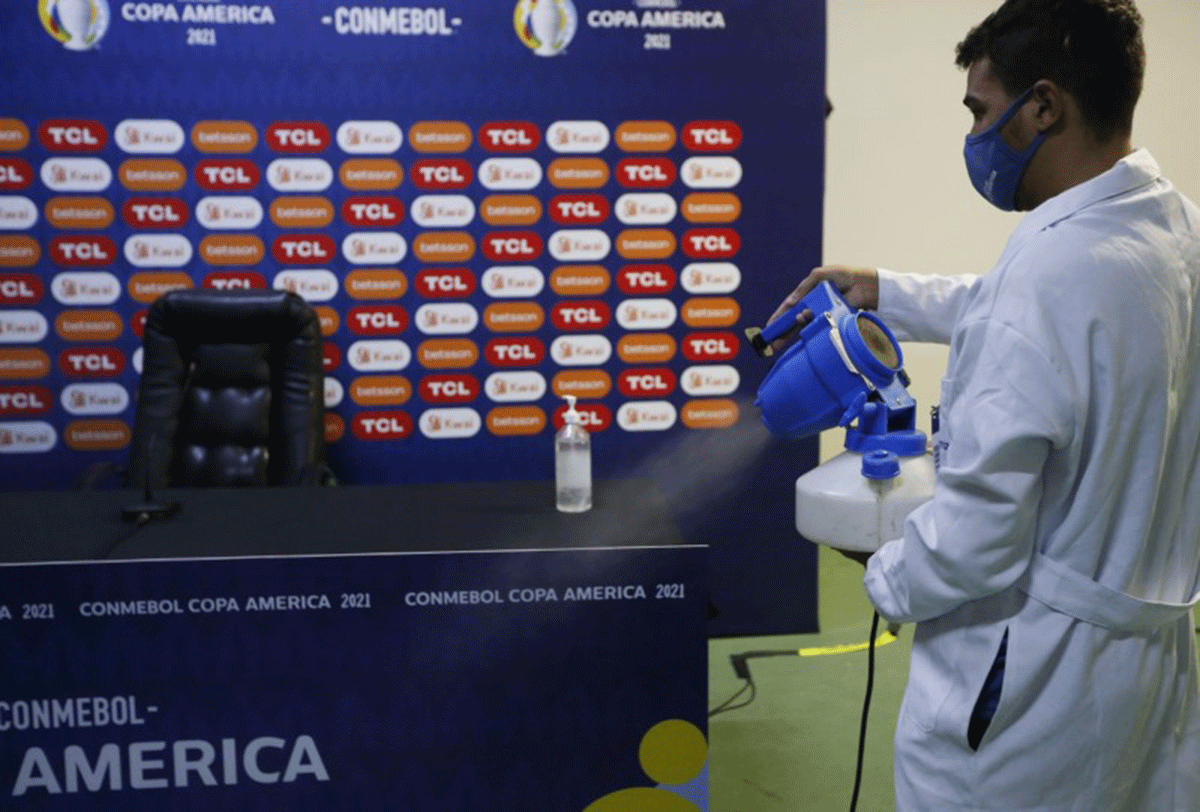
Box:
[864, 537, 916, 624]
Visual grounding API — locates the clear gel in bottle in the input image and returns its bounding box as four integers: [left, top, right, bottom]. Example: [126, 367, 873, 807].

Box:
[555, 394, 592, 512]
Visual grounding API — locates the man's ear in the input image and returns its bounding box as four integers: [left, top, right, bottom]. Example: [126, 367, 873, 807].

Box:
[1030, 79, 1066, 134]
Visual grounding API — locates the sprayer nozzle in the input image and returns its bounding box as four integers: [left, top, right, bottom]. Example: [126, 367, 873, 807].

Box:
[744, 326, 773, 357]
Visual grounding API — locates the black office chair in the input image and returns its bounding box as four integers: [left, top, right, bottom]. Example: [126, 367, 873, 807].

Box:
[125, 288, 331, 488]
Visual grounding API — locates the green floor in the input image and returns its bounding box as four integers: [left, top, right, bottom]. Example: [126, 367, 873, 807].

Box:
[708, 545, 912, 812]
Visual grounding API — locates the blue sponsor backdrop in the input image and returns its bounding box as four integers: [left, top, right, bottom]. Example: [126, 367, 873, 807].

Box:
[0, 1, 824, 635]
[0, 547, 707, 810]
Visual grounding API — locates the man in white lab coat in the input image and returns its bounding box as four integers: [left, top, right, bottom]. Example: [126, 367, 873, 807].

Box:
[773, 0, 1200, 809]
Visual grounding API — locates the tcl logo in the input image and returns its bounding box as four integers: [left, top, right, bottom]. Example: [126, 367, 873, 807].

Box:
[203, 271, 267, 291]
[49, 236, 117, 267]
[549, 194, 609, 225]
[482, 231, 542, 262]
[352, 410, 413, 441]
[419, 374, 479, 404]
[322, 343, 341, 373]
[618, 265, 676, 295]
[617, 368, 677, 398]
[683, 331, 740, 362]
[122, 198, 189, 228]
[131, 310, 148, 339]
[411, 159, 473, 191]
[0, 158, 33, 191]
[341, 196, 403, 227]
[551, 301, 611, 331]
[272, 234, 335, 264]
[416, 268, 475, 298]
[479, 122, 540, 153]
[0, 385, 52, 416]
[37, 120, 107, 152]
[266, 121, 331, 153]
[348, 305, 408, 336]
[485, 337, 545, 367]
[195, 160, 260, 191]
[551, 402, 612, 433]
[683, 120, 743, 151]
[616, 158, 676, 189]
[59, 347, 126, 378]
[0, 274, 42, 304]
[684, 228, 740, 259]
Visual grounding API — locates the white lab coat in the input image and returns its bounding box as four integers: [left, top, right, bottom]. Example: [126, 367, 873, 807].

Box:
[865, 150, 1200, 811]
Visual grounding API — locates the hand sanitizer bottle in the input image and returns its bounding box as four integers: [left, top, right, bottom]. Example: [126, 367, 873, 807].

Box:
[556, 394, 592, 512]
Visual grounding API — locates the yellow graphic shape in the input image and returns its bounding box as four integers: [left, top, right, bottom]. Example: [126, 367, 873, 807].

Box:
[638, 719, 706, 785]
[583, 786, 700, 812]
[513, 1, 538, 50]
[38, 0, 72, 43]
[583, 719, 707, 812]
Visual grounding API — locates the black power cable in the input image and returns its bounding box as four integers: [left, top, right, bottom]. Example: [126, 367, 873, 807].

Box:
[848, 611, 881, 812]
[710, 613, 892, 811]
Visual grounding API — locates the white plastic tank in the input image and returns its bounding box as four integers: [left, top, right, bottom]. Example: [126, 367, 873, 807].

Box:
[795, 450, 935, 552]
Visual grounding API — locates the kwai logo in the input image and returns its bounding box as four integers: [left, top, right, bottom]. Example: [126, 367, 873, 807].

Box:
[39, 0, 110, 51]
[514, 0, 577, 57]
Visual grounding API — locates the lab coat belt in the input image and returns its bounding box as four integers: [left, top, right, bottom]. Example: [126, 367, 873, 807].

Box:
[1017, 552, 1199, 633]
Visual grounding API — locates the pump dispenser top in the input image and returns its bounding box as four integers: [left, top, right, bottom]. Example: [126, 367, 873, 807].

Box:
[563, 394, 581, 424]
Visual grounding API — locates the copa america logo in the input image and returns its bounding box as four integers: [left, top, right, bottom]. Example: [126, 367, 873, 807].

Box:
[38, 0, 111, 51]
[514, 0, 578, 57]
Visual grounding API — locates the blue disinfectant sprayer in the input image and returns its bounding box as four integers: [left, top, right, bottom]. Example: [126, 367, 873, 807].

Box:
[750, 281, 935, 552]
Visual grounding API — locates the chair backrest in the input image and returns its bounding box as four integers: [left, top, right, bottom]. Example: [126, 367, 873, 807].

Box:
[129, 288, 326, 488]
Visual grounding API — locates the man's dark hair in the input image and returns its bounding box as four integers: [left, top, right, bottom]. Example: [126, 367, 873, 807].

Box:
[956, 0, 1145, 140]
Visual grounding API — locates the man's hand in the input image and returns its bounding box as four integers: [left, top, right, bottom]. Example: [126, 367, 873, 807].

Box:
[766, 265, 881, 354]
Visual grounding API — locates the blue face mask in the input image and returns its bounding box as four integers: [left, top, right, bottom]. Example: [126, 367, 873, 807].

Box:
[963, 86, 1047, 211]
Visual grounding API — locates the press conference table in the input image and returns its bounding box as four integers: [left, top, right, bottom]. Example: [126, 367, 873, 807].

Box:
[0, 481, 705, 811]
[0, 479, 685, 563]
